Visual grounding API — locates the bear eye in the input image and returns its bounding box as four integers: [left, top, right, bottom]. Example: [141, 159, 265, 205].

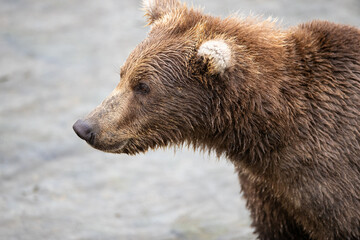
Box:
[133, 82, 150, 95]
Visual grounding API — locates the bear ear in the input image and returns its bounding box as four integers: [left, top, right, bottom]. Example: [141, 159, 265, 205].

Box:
[196, 40, 232, 75]
[142, 0, 181, 24]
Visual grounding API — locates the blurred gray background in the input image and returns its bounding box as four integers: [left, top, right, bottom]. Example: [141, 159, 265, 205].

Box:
[0, 0, 359, 239]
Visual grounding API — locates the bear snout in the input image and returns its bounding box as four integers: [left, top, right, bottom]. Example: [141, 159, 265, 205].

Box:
[73, 119, 96, 145]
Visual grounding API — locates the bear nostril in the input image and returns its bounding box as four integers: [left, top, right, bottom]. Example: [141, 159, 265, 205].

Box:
[88, 132, 95, 145]
[73, 119, 95, 144]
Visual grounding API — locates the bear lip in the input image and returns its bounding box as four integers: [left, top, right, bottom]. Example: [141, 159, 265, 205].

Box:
[113, 139, 129, 152]
[91, 139, 130, 154]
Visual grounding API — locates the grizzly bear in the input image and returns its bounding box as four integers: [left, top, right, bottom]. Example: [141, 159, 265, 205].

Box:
[73, 0, 360, 239]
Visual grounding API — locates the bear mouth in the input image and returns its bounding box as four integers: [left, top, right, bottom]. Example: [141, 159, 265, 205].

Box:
[113, 139, 147, 155]
[89, 137, 130, 154]
[89, 135, 168, 155]
[113, 138, 158, 155]
[109, 139, 130, 153]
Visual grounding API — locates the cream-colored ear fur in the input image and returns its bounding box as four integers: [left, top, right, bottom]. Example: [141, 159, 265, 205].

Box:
[142, 0, 181, 24]
[197, 40, 232, 74]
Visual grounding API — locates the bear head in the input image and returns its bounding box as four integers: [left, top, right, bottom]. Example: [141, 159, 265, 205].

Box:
[73, 0, 246, 155]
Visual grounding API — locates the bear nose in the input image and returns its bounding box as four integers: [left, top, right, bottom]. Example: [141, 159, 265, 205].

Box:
[73, 119, 95, 144]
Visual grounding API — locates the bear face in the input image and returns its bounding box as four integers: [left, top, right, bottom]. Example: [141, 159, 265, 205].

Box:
[73, 0, 235, 155]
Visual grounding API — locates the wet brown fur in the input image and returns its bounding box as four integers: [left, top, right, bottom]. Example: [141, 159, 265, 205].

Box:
[78, 1, 360, 239]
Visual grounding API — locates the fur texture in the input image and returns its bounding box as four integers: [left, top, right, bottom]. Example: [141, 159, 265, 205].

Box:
[142, 0, 181, 24]
[74, 0, 360, 239]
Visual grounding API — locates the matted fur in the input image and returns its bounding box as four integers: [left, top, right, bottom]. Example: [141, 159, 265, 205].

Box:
[75, 0, 360, 239]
